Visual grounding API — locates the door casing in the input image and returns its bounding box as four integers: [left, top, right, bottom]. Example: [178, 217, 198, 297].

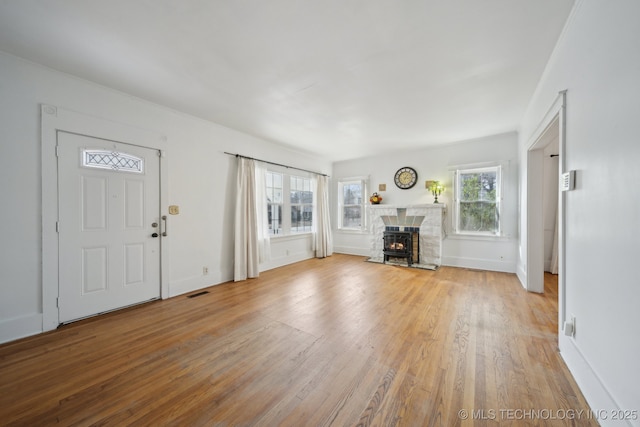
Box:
[41, 105, 169, 331]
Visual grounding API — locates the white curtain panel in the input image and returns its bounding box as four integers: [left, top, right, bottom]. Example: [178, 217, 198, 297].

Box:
[234, 157, 259, 281]
[314, 175, 333, 258]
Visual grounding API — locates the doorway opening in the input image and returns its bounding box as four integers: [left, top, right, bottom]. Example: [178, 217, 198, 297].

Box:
[525, 91, 567, 334]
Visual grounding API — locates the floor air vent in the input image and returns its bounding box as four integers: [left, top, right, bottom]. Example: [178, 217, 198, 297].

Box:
[187, 291, 209, 298]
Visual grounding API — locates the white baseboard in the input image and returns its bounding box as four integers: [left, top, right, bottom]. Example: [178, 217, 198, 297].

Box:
[559, 335, 633, 427]
[334, 249, 518, 273]
[170, 251, 317, 297]
[333, 246, 370, 257]
[168, 272, 229, 298]
[0, 313, 43, 344]
[442, 255, 516, 273]
[516, 263, 527, 289]
[260, 251, 315, 272]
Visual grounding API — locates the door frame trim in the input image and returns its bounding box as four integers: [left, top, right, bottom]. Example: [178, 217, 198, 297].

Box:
[525, 91, 566, 321]
[41, 105, 169, 331]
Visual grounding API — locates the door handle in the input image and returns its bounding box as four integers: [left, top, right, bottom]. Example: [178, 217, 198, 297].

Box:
[161, 215, 168, 237]
[151, 232, 159, 238]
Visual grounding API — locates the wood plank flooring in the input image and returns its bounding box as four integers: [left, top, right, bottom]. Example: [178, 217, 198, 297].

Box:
[0, 254, 597, 426]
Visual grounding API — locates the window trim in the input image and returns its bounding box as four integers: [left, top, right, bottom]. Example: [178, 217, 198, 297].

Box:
[452, 164, 503, 237]
[337, 176, 368, 232]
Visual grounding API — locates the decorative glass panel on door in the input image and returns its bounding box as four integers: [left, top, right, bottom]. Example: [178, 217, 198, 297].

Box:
[82, 149, 144, 173]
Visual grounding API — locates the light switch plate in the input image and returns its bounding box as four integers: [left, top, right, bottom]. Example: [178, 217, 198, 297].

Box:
[561, 171, 575, 191]
[168, 205, 180, 215]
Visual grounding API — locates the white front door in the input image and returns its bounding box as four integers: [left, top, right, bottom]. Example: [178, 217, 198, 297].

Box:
[57, 131, 161, 323]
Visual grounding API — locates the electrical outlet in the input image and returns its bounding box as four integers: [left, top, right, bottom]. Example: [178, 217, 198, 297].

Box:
[563, 314, 576, 337]
[571, 314, 576, 336]
[203, 267, 209, 275]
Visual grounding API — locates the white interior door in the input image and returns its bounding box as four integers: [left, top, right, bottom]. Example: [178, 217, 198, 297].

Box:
[57, 131, 161, 323]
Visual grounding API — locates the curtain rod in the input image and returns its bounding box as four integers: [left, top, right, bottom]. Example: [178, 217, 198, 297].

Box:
[224, 152, 329, 177]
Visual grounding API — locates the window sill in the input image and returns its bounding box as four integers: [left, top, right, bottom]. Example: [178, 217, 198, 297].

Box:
[269, 232, 313, 242]
[337, 228, 368, 235]
[448, 233, 512, 242]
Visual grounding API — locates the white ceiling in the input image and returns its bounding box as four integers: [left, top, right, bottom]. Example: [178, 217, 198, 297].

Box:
[0, 0, 574, 162]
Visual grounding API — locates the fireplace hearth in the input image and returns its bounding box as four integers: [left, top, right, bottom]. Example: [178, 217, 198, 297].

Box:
[369, 205, 446, 270]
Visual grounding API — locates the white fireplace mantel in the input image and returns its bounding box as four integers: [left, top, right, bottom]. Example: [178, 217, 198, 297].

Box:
[368, 204, 446, 268]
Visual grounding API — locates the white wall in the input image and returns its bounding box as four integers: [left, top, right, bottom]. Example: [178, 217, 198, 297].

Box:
[0, 52, 330, 343]
[518, 0, 640, 423]
[332, 132, 519, 273]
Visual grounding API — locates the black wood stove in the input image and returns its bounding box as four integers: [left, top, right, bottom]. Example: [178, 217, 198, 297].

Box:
[383, 227, 419, 266]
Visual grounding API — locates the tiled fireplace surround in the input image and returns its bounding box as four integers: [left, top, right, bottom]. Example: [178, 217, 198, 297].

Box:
[369, 204, 446, 269]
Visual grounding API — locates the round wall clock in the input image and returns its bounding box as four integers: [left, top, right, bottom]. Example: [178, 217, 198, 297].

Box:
[394, 167, 418, 189]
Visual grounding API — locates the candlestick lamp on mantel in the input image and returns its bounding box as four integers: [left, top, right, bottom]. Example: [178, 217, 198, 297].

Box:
[425, 180, 444, 203]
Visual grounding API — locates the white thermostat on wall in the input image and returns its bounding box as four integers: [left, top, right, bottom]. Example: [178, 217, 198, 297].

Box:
[561, 170, 575, 191]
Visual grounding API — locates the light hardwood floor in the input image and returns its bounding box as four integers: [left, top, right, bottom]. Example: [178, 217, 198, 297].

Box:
[0, 254, 597, 426]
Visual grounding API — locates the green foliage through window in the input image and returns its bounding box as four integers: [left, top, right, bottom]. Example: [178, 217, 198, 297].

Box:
[456, 167, 501, 234]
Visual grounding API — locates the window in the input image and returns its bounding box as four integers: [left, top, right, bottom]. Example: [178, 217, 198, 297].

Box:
[290, 176, 313, 233]
[338, 178, 367, 231]
[454, 166, 502, 235]
[266, 172, 283, 235]
[266, 171, 313, 236]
